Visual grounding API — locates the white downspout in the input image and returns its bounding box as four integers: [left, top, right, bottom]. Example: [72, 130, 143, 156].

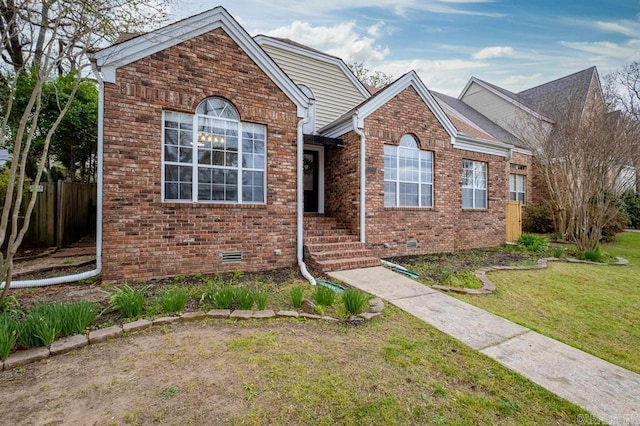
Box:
[2, 72, 104, 289]
[353, 113, 366, 244]
[297, 107, 316, 286]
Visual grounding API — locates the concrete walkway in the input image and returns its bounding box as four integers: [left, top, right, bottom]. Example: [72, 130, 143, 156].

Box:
[330, 266, 640, 425]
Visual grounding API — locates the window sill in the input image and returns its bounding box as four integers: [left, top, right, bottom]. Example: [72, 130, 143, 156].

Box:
[384, 207, 435, 212]
[161, 201, 268, 209]
[462, 208, 489, 212]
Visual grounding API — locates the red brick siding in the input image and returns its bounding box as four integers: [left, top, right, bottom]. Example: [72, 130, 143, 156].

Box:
[325, 131, 361, 233]
[102, 28, 299, 281]
[329, 85, 508, 257]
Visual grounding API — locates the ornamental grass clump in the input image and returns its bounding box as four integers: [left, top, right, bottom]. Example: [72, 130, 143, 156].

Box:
[234, 287, 255, 310]
[106, 284, 148, 319]
[314, 285, 336, 307]
[0, 313, 18, 360]
[517, 233, 549, 253]
[289, 287, 304, 308]
[582, 247, 604, 263]
[254, 290, 268, 310]
[160, 286, 188, 314]
[342, 289, 368, 315]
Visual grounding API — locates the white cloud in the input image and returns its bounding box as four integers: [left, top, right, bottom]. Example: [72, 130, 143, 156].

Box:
[472, 46, 516, 60]
[560, 39, 640, 61]
[367, 21, 385, 37]
[498, 73, 544, 91]
[594, 19, 640, 37]
[264, 21, 390, 63]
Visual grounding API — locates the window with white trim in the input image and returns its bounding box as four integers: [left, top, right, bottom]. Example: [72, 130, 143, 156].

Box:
[384, 134, 433, 207]
[509, 174, 526, 204]
[462, 160, 487, 209]
[162, 97, 266, 203]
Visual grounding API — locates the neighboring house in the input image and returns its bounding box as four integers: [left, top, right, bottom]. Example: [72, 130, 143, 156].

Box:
[0, 149, 9, 168]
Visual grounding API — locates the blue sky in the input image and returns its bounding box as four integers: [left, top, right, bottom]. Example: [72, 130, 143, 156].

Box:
[169, 1, 640, 95]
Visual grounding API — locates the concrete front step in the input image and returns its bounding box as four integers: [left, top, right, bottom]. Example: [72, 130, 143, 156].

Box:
[316, 257, 381, 271]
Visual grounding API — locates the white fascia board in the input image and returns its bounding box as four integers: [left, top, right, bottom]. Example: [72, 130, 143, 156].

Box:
[512, 146, 533, 156]
[90, 7, 310, 117]
[459, 78, 554, 125]
[254, 35, 372, 99]
[319, 115, 355, 138]
[357, 71, 457, 138]
[453, 133, 512, 157]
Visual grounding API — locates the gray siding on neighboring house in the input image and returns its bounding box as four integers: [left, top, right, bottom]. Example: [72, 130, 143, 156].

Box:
[260, 44, 367, 130]
[460, 81, 550, 145]
[0, 149, 9, 167]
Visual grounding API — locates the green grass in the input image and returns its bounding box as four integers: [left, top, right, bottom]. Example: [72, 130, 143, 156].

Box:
[106, 285, 148, 319]
[159, 287, 188, 314]
[221, 307, 587, 425]
[456, 232, 640, 374]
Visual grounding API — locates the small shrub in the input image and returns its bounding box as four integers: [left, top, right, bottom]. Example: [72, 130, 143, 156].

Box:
[517, 233, 549, 253]
[60, 301, 98, 336]
[621, 191, 640, 229]
[289, 287, 304, 308]
[254, 290, 268, 310]
[342, 289, 368, 315]
[106, 284, 148, 319]
[0, 313, 18, 360]
[443, 271, 482, 289]
[314, 285, 336, 307]
[552, 247, 565, 258]
[160, 287, 188, 314]
[582, 247, 603, 262]
[235, 287, 255, 310]
[523, 203, 554, 234]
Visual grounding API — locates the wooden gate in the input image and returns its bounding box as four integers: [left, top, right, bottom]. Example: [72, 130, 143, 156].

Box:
[506, 201, 522, 242]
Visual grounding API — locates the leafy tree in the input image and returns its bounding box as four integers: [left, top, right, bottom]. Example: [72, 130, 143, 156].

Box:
[348, 61, 393, 89]
[0, 0, 170, 303]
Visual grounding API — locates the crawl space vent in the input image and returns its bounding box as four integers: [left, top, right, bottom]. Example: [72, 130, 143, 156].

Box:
[221, 251, 243, 262]
[406, 240, 418, 250]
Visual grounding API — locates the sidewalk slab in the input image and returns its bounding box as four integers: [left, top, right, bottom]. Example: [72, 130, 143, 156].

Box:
[391, 293, 528, 350]
[481, 331, 640, 425]
[330, 267, 436, 300]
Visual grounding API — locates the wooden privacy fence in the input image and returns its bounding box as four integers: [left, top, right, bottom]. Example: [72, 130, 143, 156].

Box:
[506, 201, 522, 242]
[22, 181, 96, 248]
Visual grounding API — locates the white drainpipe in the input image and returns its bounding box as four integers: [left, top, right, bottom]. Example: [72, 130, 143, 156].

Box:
[352, 113, 366, 244]
[2, 73, 104, 289]
[297, 108, 316, 286]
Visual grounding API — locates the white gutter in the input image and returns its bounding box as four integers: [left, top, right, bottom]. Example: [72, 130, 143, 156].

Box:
[297, 107, 316, 286]
[2, 71, 104, 289]
[353, 113, 366, 244]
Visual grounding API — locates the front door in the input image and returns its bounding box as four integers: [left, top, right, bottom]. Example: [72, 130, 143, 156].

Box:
[304, 150, 319, 213]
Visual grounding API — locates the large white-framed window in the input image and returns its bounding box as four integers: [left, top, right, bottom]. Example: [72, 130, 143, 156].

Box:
[162, 97, 266, 204]
[384, 134, 433, 208]
[462, 160, 487, 209]
[509, 174, 526, 204]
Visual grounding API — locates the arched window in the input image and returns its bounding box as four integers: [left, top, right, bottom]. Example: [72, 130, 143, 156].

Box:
[384, 134, 433, 207]
[162, 97, 266, 204]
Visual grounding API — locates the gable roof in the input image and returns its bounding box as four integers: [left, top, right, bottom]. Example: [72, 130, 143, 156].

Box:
[320, 71, 513, 157]
[254, 35, 371, 99]
[320, 70, 457, 139]
[518, 67, 598, 119]
[89, 6, 310, 117]
[432, 91, 525, 148]
[459, 67, 601, 125]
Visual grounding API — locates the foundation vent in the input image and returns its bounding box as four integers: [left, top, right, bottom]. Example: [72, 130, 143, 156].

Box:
[406, 240, 418, 250]
[221, 251, 243, 262]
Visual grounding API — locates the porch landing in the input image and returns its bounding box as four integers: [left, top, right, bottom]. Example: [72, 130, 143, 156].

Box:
[303, 215, 380, 272]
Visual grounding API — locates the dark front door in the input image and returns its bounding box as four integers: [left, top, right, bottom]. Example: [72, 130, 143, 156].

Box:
[304, 150, 319, 213]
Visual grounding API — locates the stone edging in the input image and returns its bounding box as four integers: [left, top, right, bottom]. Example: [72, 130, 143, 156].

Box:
[433, 256, 628, 295]
[1, 299, 386, 372]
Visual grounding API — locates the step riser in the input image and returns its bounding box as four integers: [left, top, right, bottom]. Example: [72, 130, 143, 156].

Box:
[310, 250, 371, 261]
[306, 242, 364, 252]
[317, 258, 381, 271]
[305, 235, 360, 243]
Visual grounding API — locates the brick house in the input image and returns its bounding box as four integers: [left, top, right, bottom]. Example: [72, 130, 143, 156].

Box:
[90, 7, 531, 282]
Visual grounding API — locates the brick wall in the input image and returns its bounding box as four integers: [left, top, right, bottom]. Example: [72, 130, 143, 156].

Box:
[330, 85, 509, 258]
[102, 28, 299, 281]
[325, 132, 360, 233]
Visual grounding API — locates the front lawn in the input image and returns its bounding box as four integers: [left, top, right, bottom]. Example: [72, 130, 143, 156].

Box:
[455, 232, 640, 374]
[0, 306, 588, 425]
